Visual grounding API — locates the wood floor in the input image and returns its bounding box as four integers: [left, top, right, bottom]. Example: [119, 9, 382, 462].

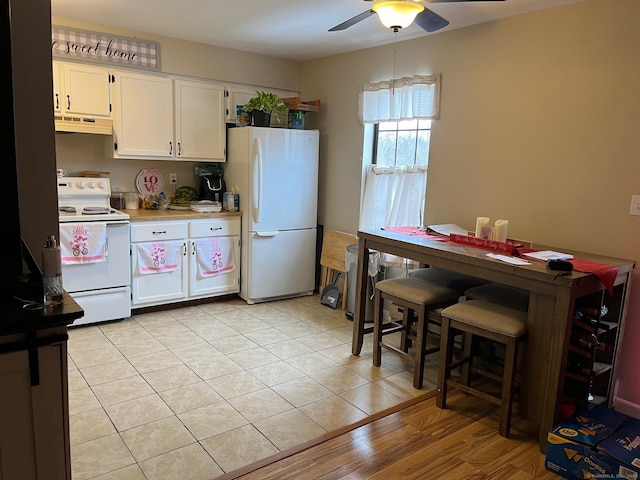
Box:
[223, 390, 562, 480]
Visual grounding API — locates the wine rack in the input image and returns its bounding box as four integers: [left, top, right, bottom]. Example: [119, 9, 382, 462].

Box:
[560, 281, 627, 409]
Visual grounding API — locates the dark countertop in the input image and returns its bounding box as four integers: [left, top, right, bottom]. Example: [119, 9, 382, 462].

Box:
[1, 292, 83, 337]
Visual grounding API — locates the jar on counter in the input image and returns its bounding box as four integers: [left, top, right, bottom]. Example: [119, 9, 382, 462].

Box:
[110, 192, 125, 210]
[125, 192, 140, 210]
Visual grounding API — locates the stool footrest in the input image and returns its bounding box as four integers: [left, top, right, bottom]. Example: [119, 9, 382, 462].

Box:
[446, 380, 502, 407]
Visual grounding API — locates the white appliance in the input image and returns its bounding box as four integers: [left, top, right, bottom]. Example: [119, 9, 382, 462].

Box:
[57, 177, 131, 326]
[225, 127, 319, 304]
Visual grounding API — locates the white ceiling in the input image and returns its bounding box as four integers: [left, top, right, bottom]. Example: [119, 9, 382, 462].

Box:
[50, 0, 585, 62]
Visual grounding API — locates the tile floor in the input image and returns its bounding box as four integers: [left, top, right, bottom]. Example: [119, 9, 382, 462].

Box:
[67, 294, 438, 480]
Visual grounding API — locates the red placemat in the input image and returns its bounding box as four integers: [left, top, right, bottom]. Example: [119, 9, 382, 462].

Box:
[519, 248, 618, 294]
[569, 259, 618, 295]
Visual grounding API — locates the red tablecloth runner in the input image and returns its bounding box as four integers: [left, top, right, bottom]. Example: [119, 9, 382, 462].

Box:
[381, 227, 619, 294]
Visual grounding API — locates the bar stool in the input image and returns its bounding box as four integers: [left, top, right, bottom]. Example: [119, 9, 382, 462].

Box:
[464, 283, 530, 312]
[373, 277, 460, 389]
[436, 300, 527, 437]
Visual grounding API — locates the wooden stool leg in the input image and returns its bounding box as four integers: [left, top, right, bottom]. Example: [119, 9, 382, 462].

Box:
[400, 307, 412, 352]
[436, 315, 454, 408]
[413, 304, 427, 389]
[461, 332, 473, 386]
[372, 290, 384, 367]
[499, 338, 518, 438]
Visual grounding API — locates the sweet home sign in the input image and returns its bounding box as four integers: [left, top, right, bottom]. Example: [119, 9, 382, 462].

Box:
[52, 26, 160, 70]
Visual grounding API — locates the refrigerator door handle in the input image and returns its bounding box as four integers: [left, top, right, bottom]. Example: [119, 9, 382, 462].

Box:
[255, 231, 279, 237]
[252, 137, 263, 223]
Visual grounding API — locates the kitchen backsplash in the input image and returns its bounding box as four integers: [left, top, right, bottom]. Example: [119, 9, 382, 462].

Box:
[55, 132, 204, 196]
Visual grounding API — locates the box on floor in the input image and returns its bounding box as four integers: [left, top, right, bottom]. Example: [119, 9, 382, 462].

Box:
[545, 402, 640, 479]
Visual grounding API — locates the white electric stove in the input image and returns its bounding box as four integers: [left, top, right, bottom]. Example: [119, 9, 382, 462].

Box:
[57, 177, 131, 327]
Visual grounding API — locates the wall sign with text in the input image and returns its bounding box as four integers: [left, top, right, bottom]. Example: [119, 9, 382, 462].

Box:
[52, 26, 160, 71]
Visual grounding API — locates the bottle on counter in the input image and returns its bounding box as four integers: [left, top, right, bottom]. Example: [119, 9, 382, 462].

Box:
[42, 235, 63, 306]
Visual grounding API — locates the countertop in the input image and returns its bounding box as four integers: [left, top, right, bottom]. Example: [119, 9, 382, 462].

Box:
[123, 208, 242, 222]
[1, 292, 83, 337]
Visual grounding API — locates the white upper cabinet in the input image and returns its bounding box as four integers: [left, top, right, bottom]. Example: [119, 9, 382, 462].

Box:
[110, 70, 174, 158]
[109, 70, 226, 161]
[174, 80, 225, 160]
[53, 61, 111, 117]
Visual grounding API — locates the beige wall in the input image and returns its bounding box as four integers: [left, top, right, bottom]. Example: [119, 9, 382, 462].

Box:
[302, 0, 640, 407]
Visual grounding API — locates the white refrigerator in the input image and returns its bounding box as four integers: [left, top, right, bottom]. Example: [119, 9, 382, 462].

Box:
[225, 127, 319, 304]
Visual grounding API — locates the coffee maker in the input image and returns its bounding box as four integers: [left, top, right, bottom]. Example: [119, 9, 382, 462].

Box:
[197, 164, 225, 203]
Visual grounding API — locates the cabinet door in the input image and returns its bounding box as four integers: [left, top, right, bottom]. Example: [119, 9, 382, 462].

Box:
[226, 86, 258, 124]
[111, 70, 174, 158]
[52, 61, 62, 114]
[131, 240, 188, 306]
[0, 341, 70, 480]
[175, 80, 225, 161]
[60, 62, 111, 117]
[188, 218, 240, 298]
[131, 222, 188, 307]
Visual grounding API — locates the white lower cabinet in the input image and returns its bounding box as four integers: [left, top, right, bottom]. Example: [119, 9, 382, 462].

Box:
[188, 218, 240, 298]
[131, 221, 188, 307]
[131, 217, 240, 308]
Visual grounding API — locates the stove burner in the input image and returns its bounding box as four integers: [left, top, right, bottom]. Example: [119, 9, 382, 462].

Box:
[82, 207, 111, 215]
[59, 206, 76, 213]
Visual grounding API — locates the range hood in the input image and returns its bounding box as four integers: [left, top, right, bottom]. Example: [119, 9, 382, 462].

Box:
[54, 115, 113, 135]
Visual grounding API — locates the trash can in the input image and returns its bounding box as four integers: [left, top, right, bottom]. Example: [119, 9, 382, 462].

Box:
[345, 244, 379, 322]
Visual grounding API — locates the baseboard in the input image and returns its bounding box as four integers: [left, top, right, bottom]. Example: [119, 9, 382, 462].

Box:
[614, 396, 640, 420]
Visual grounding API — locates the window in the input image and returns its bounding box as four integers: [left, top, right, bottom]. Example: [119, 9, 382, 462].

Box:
[374, 119, 431, 167]
[359, 75, 440, 271]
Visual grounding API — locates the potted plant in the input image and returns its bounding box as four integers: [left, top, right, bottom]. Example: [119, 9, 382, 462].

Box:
[243, 91, 288, 127]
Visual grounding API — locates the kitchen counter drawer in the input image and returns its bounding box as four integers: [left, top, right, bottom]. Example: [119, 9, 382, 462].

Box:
[189, 218, 240, 238]
[130, 221, 188, 242]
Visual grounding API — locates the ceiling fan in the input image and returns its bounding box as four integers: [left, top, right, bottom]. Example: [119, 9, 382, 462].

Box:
[329, 0, 505, 34]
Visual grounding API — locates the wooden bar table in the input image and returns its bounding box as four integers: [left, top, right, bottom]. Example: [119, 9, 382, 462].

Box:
[352, 228, 635, 452]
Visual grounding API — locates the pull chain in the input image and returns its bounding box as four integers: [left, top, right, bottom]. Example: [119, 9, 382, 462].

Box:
[392, 32, 398, 95]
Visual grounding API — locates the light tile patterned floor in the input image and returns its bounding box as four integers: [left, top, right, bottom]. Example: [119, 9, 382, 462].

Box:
[67, 294, 437, 480]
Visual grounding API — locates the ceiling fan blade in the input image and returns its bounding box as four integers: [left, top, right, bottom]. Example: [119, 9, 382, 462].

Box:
[414, 8, 450, 32]
[427, 0, 505, 2]
[329, 9, 376, 32]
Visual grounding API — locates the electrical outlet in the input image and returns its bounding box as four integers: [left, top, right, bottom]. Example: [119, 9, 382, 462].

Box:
[170, 173, 177, 184]
[630, 195, 640, 216]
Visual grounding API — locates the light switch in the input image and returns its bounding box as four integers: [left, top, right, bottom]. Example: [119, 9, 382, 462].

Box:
[630, 195, 640, 216]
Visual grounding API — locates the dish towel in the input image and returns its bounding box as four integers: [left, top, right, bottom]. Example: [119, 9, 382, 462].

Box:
[196, 237, 235, 277]
[136, 241, 182, 274]
[60, 222, 108, 264]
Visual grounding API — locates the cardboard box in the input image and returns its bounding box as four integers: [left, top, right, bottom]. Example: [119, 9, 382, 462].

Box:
[546, 432, 623, 479]
[597, 416, 640, 478]
[553, 402, 628, 447]
[545, 403, 629, 479]
[282, 97, 321, 112]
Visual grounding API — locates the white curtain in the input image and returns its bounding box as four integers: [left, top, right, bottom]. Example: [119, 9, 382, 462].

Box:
[360, 165, 427, 269]
[359, 74, 440, 124]
[360, 165, 427, 231]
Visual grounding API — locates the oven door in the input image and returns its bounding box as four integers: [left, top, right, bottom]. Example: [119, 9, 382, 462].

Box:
[61, 221, 130, 293]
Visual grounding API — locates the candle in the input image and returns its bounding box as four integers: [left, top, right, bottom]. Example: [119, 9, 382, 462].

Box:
[495, 219, 508, 243]
[475, 217, 490, 238]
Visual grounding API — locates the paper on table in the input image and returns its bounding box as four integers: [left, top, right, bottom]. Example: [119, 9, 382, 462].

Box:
[486, 253, 532, 265]
[523, 250, 574, 261]
[425, 224, 469, 236]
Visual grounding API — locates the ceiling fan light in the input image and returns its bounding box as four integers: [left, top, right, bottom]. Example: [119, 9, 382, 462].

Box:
[372, 1, 425, 31]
